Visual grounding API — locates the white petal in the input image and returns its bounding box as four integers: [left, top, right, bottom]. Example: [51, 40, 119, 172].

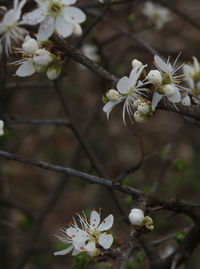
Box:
[22, 8, 47, 25]
[151, 92, 163, 111]
[154, 55, 170, 74]
[38, 16, 54, 41]
[3, 10, 19, 24]
[103, 100, 121, 119]
[61, 0, 77, 4]
[55, 16, 73, 37]
[54, 245, 73, 256]
[98, 214, 114, 231]
[66, 227, 89, 242]
[85, 242, 96, 252]
[167, 88, 181, 103]
[182, 95, 191, 106]
[72, 248, 81, 256]
[117, 76, 130, 94]
[183, 64, 194, 77]
[192, 56, 200, 72]
[98, 233, 113, 249]
[90, 211, 100, 229]
[63, 7, 86, 24]
[16, 61, 36, 77]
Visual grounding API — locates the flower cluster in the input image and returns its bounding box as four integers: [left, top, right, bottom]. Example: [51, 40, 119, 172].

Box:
[128, 208, 154, 231]
[14, 36, 62, 80]
[54, 210, 114, 257]
[0, 0, 86, 56]
[103, 54, 193, 124]
[143, 1, 171, 30]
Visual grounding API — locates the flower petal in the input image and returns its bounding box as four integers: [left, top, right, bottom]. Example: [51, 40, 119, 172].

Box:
[154, 55, 170, 74]
[63, 6, 86, 24]
[22, 8, 46, 25]
[16, 61, 36, 77]
[55, 16, 73, 37]
[38, 16, 54, 40]
[98, 214, 114, 231]
[117, 76, 130, 94]
[98, 233, 113, 249]
[151, 92, 163, 111]
[90, 211, 100, 229]
[103, 100, 121, 119]
[54, 245, 73, 256]
[167, 88, 181, 103]
[66, 227, 89, 242]
[85, 241, 96, 252]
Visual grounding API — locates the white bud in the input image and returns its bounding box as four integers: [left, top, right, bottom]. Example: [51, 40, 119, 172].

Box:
[132, 59, 143, 69]
[162, 84, 176, 96]
[0, 120, 4, 136]
[22, 36, 39, 55]
[106, 89, 121, 101]
[133, 99, 142, 109]
[73, 23, 82, 36]
[137, 102, 150, 115]
[129, 208, 144, 226]
[33, 49, 53, 66]
[46, 65, 61, 80]
[134, 111, 147, 123]
[147, 70, 163, 85]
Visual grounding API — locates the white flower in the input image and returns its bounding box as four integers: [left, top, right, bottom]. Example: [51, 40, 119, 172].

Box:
[183, 57, 200, 91]
[103, 65, 148, 123]
[0, 120, 4, 136]
[132, 59, 143, 69]
[33, 48, 53, 66]
[147, 70, 163, 85]
[0, 0, 27, 55]
[22, 36, 39, 55]
[129, 208, 144, 226]
[23, 0, 86, 41]
[54, 210, 114, 256]
[151, 55, 183, 110]
[143, 1, 171, 30]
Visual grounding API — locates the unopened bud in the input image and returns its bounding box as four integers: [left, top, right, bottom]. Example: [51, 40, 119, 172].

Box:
[134, 111, 147, 123]
[73, 23, 82, 36]
[137, 102, 150, 115]
[33, 49, 53, 66]
[147, 70, 163, 85]
[129, 208, 144, 226]
[46, 64, 61, 80]
[162, 84, 176, 96]
[106, 89, 120, 101]
[0, 120, 4, 136]
[132, 59, 143, 69]
[22, 36, 39, 55]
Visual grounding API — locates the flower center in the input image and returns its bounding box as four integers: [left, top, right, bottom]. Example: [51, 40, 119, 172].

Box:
[48, 2, 63, 16]
[6, 23, 17, 32]
[127, 87, 136, 95]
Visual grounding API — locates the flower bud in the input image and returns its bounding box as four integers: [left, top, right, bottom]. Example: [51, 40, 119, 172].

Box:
[46, 64, 61, 80]
[162, 84, 176, 96]
[0, 120, 4, 136]
[129, 208, 144, 226]
[33, 49, 53, 66]
[106, 89, 120, 101]
[73, 23, 82, 36]
[133, 99, 141, 109]
[137, 102, 150, 115]
[132, 59, 143, 69]
[22, 36, 39, 55]
[134, 111, 147, 123]
[147, 70, 163, 85]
